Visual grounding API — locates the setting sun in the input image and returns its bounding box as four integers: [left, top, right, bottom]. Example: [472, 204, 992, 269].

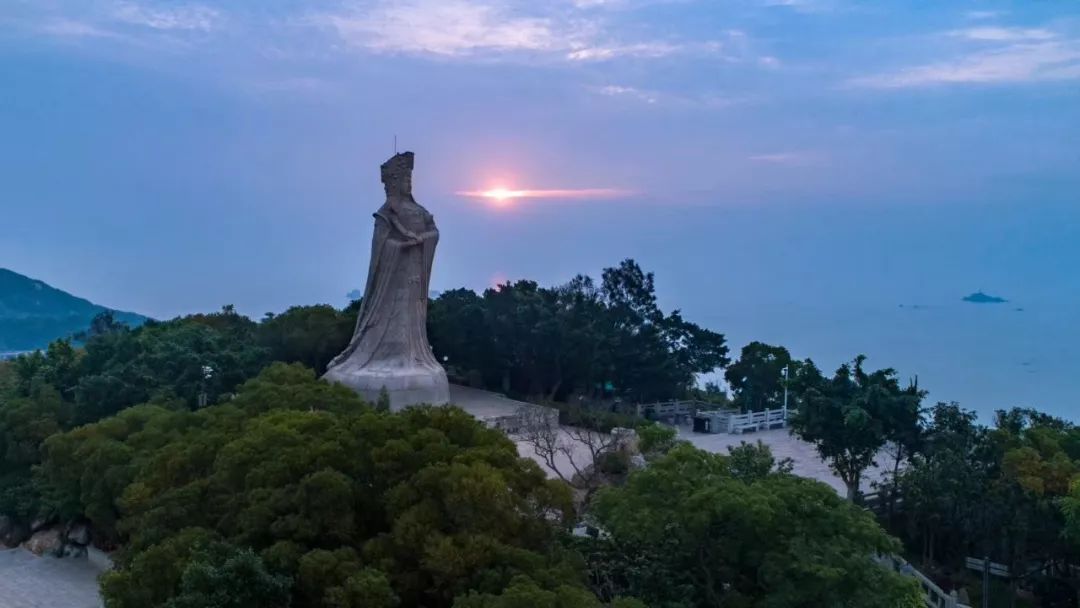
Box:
[482, 187, 522, 203]
[457, 186, 631, 206]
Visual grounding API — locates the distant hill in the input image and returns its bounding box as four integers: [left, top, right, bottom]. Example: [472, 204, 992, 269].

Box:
[0, 268, 148, 352]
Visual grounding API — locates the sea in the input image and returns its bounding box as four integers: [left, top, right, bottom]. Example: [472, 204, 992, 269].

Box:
[445, 198, 1080, 425]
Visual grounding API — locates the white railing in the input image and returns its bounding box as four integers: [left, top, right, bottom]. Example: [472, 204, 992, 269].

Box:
[638, 401, 796, 435]
[725, 407, 791, 433]
[874, 554, 970, 608]
[635, 400, 714, 421]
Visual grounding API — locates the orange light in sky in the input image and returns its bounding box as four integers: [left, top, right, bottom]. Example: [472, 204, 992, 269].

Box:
[483, 187, 522, 205]
[456, 186, 632, 206]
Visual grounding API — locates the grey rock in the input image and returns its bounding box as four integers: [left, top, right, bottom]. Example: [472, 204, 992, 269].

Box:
[30, 517, 53, 533]
[0, 516, 31, 547]
[65, 522, 91, 546]
[61, 543, 88, 559]
[22, 527, 63, 556]
[323, 152, 450, 410]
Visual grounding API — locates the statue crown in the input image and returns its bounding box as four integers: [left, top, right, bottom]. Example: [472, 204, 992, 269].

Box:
[381, 152, 414, 189]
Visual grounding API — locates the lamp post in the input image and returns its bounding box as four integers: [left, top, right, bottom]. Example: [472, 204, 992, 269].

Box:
[781, 365, 789, 421]
[198, 365, 214, 408]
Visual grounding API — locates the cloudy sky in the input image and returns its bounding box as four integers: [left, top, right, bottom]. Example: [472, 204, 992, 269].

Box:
[2, 1, 1079, 412]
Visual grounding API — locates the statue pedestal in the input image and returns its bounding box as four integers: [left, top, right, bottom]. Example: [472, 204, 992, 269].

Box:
[323, 363, 449, 411]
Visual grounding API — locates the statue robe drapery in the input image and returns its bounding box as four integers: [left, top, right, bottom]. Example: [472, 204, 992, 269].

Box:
[329, 204, 441, 373]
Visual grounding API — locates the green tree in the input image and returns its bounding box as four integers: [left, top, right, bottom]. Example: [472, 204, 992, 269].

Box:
[165, 544, 292, 608]
[587, 443, 922, 607]
[38, 364, 578, 608]
[455, 576, 645, 608]
[987, 409, 1077, 606]
[428, 288, 495, 387]
[72, 307, 268, 422]
[896, 402, 988, 565]
[0, 359, 15, 397]
[258, 305, 353, 375]
[790, 356, 920, 500]
[726, 439, 794, 482]
[724, 341, 794, 412]
[0, 385, 66, 519]
[426, 259, 728, 403]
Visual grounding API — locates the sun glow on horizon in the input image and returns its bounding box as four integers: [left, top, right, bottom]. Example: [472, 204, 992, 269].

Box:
[457, 186, 632, 207]
[482, 187, 523, 206]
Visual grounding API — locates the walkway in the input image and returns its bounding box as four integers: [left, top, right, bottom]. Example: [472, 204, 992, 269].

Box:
[0, 548, 104, 608]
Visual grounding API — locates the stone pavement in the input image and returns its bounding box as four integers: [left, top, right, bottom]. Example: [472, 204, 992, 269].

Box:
[678, 425, 891, 494]
[515, 422, 891, 496]
[0, 548, 104, 608]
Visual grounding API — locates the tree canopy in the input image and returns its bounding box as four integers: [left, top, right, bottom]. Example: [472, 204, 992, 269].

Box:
[39, 364, 581, 608]
[584, 443, 923, 608]
[789, 355, 922, 500]
[428, 259, 729, 402]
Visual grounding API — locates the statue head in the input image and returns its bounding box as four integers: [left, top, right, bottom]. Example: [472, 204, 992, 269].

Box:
[381, 152, 414, 198]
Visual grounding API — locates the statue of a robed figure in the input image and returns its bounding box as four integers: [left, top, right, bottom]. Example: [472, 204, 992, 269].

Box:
[323, 152, 450, 409]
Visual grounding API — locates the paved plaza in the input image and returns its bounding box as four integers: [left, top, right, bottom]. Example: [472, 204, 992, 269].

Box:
[515, 422, 892, 495]
[678, 425, 892, 494]
[0, 548, 104, 608]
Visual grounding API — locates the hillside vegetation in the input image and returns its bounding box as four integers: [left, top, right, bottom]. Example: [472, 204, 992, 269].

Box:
[0, 269, 146, 352]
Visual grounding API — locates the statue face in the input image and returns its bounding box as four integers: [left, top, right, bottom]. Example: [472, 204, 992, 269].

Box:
[383, 171, 412, 198]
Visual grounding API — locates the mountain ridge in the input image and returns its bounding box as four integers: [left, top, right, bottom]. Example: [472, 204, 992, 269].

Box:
[0, 268, 148, 351]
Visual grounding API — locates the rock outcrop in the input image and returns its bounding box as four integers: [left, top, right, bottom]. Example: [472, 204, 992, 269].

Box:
[22, 528, 63, 556]
[0, 516, 30, 548]
[5, 518, 95, 558]
[65, 522, 91, 546]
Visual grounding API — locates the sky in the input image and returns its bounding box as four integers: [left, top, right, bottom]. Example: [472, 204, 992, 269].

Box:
[1, 0, 1078, 416]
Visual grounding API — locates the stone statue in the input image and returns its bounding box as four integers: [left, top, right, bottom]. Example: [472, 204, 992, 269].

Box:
[323, 151, 450, 409]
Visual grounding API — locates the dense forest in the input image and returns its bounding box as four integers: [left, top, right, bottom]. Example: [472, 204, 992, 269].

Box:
[0, 259, 1076, 606]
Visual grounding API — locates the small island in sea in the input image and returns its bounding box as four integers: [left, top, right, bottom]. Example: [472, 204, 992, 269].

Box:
[962, 291, 1008, 304]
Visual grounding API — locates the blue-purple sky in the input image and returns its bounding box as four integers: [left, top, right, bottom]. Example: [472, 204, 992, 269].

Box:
[2, 1, 1078, 416]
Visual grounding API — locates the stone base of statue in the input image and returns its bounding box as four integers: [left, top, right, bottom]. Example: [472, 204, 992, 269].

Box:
[323, 362, 450, 411]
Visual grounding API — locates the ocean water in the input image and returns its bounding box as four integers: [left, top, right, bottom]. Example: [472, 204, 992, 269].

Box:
[433, 197, 1079, 424]
[708, 298, 1079, 423]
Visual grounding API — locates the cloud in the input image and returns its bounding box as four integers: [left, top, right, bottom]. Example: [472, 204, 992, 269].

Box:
[948, 27, 1055, 42]
[596, 84, 659, 103]
[311, 0, 571, 56]
[964, 10, 1005, 21]
[111, 2, 221, 32]
[38, 19, 122, 39]
[761, 0, 835, 13]
[571, 0, 623, 7]
[592, 83, 749, 109]
[748, 151, 822, 166]
[568, 42, 680, 61]
[28, 2, 223, 46]
[568, 39, 730, 61]
[851, 23, 1080, 88]
[851, 40, 1080, 88]
[311, 0, 745, 64]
